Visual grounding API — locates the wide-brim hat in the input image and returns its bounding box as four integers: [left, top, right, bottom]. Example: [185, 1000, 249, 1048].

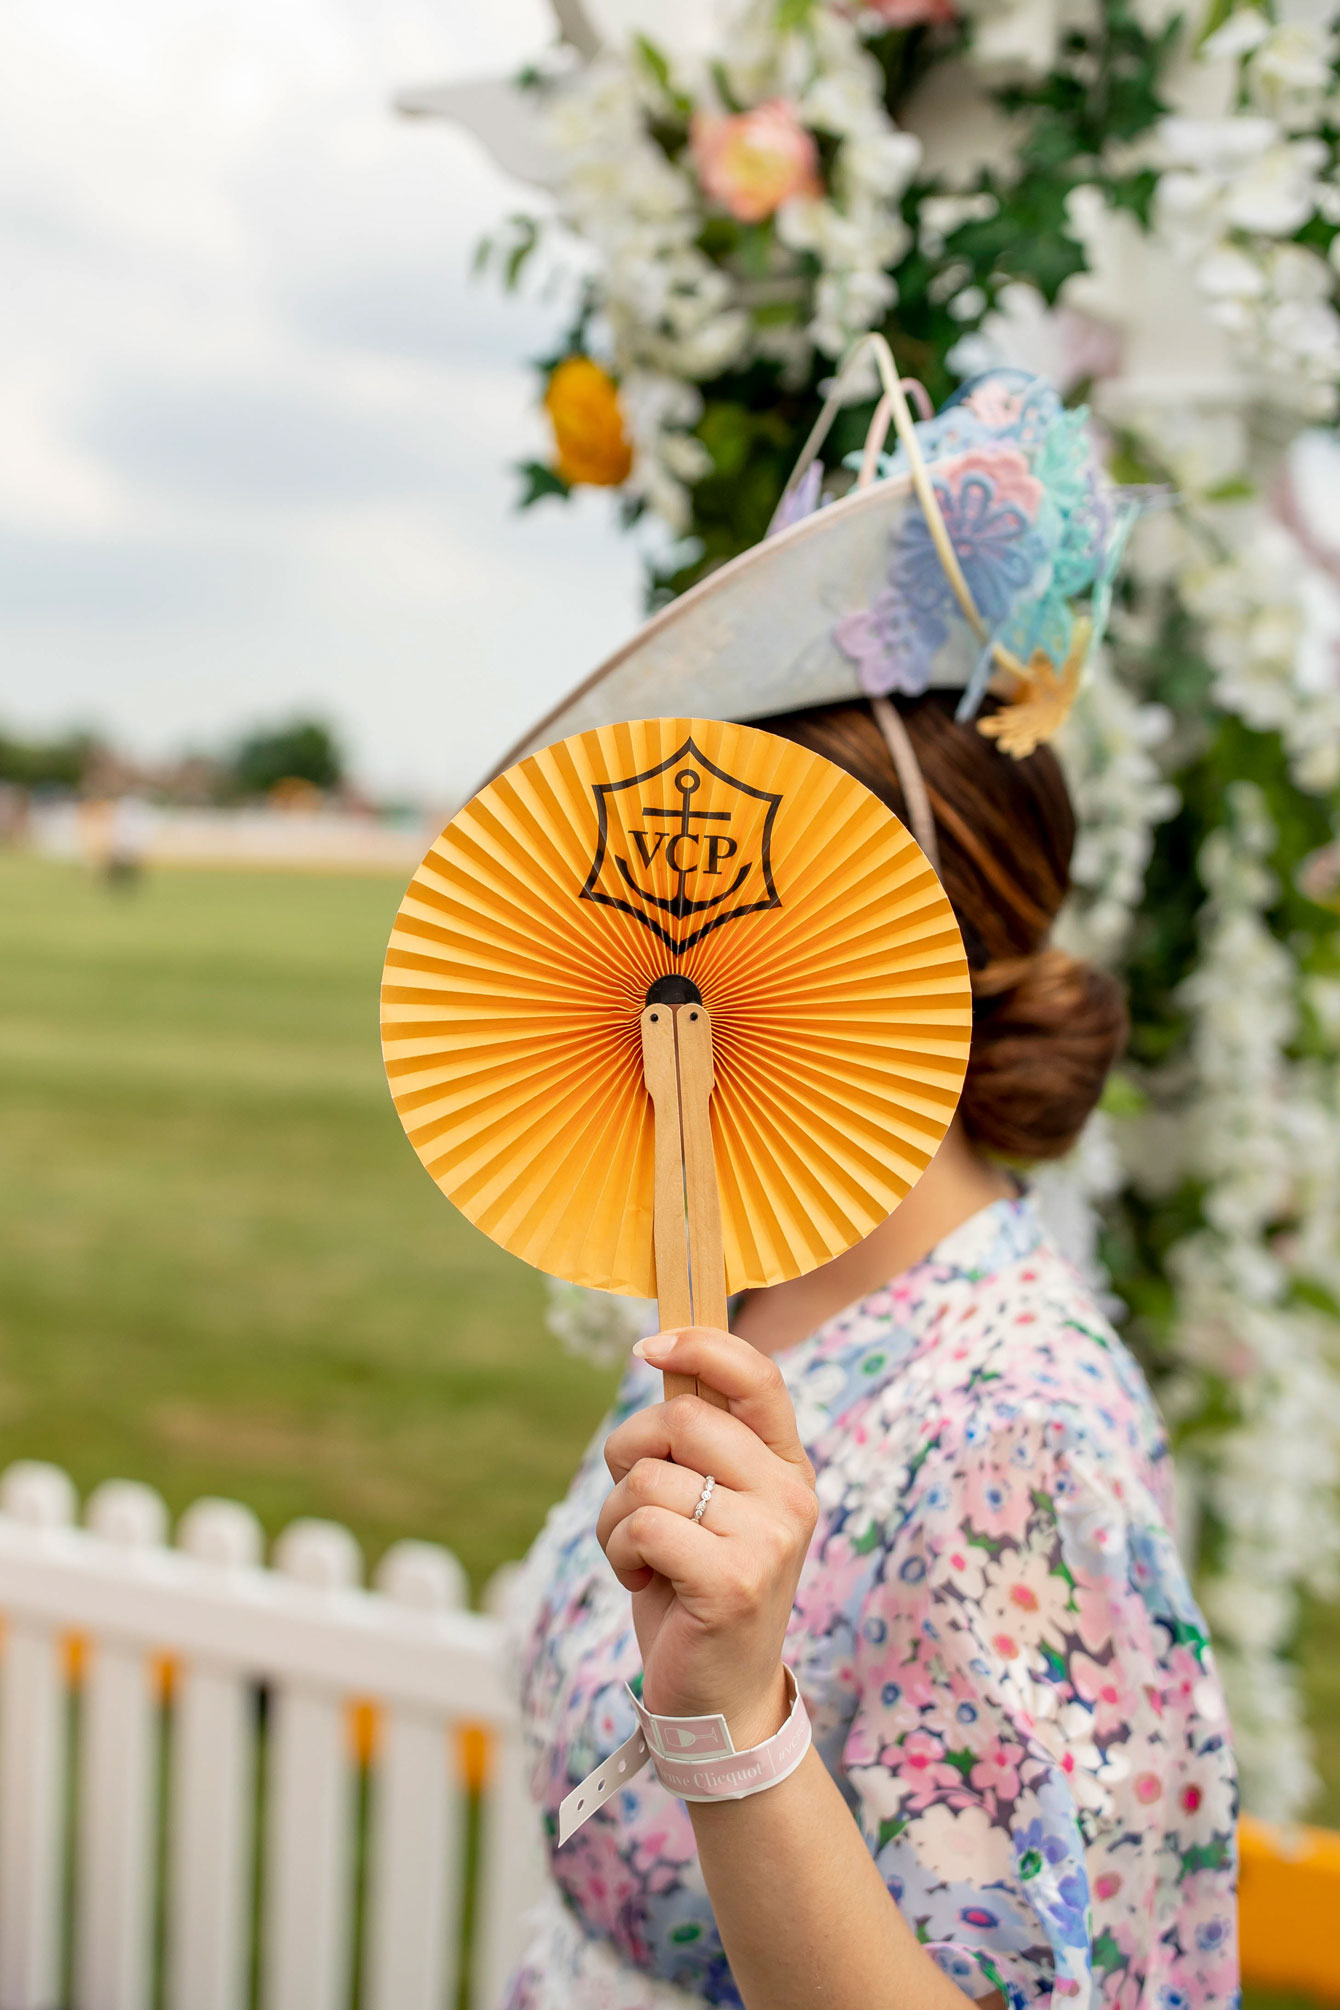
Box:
[494, 335, 1144, 777]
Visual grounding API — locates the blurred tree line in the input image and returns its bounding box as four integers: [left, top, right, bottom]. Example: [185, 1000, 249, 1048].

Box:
[0, 718, 346, 803]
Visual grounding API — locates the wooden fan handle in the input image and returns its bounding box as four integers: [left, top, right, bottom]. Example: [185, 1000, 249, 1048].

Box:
[640, 1005, 694, 1399]
[639, 1003, 730, 1413]
[674, 1006, 728, 1336]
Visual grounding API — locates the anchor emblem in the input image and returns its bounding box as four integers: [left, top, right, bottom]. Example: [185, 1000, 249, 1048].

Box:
[580, 736, 783, 954]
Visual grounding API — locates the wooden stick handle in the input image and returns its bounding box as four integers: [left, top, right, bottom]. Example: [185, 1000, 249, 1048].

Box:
[640, 1005, 695, 1400]
[639, 1002, 730, 1411]
[674, 1005, 728, 1337]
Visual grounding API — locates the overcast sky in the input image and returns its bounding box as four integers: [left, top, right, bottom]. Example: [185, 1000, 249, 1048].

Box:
[0, 0, 646, 797]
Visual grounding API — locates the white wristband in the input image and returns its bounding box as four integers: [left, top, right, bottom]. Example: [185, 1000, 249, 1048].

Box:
[558, 1668, 810, 1845]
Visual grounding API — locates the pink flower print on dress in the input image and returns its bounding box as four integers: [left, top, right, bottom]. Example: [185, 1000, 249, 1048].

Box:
[930, 1540, 988, 1600]
[555, 1827, 652, 1962]
[1071, 1651, 1134, 1739]
[962, 1456, 1034, 1543]
[1161, 1642, 1205, 1717]
[892, 1728, 970, 1811]
[630, 1810, 698, 1895]
[969, 1736, 1024, 1804]
[791, 1530, 868, 1637]
[1069, 1573, 1122, 1655]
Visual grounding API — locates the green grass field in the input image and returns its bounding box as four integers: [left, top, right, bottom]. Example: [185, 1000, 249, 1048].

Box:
[0, 851, 620, 1588]
[0, 848, 1336, 1843]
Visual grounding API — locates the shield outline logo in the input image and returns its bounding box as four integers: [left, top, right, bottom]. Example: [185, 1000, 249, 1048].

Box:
[579, 736, 782, 955]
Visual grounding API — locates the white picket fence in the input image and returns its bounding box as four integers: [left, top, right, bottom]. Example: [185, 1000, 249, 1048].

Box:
[0, 1460, 548, 2010]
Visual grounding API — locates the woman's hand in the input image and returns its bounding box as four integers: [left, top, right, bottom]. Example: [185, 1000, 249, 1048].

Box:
[596, 1326, 818, 1750]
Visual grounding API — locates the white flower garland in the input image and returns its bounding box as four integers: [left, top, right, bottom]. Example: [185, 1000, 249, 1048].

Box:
[1053, 648, 1179, 968]
[1158, 785, 1340, 1820]
[541, 1, 923, 525]
[1154, 14, 1340, 419]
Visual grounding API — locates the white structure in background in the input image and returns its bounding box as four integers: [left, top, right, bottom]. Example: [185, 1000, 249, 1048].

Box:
[27, 801, 438, 875]
[0, 1461, 544, 2010]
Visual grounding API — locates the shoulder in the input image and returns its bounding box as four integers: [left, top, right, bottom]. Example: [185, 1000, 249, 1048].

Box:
[808, 1210, 1176, 1558]
[879, 1222, 1173, 1535]
[918, 1224, 1168, 1482]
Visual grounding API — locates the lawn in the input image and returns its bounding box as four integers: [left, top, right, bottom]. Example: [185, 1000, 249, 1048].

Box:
[0, 848, 1336, 1842]
[0, 851, 620, 1589]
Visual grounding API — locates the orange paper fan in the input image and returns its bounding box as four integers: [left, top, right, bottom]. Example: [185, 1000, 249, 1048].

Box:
[381, 718, 972, 1299]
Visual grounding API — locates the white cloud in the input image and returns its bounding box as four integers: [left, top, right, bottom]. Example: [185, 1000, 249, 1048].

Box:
[0, 0, 643, 796]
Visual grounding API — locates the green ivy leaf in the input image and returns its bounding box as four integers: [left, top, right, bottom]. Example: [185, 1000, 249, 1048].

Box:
[1197, 0, 1267, 49]
[1100, 1071, 1149, 1118]
[516, 461, 571, 508]
[1202, 477, 1257, 503]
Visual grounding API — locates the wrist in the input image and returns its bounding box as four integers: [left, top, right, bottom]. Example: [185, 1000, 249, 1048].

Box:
[724, 1665, 791, 1752]
[640, 1663, 792, 1754]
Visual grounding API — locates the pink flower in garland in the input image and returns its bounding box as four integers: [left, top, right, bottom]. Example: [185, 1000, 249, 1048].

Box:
[689, 99, 821, 224]
[864, 0, 957, 21]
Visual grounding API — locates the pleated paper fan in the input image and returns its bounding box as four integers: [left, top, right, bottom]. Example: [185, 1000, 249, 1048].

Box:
[381, 717, 972, 1299]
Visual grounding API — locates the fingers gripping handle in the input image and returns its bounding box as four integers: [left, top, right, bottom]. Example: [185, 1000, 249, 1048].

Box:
[640, 1004, 729, 1409]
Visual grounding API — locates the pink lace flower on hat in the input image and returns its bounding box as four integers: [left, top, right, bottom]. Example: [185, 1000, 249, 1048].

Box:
[690, 100, 821, 225]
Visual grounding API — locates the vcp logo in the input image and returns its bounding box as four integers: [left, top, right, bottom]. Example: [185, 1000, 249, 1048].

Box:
[580, 736, 783, 955]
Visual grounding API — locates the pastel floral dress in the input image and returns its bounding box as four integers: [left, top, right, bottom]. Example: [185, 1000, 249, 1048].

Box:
[504, 1196, 1239, 2010]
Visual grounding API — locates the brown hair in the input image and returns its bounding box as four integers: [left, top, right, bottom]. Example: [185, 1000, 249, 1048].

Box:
[753, 693, 1128, 1161]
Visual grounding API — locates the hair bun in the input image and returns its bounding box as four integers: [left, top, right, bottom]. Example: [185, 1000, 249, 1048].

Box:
[962, 948, 1128, 1161]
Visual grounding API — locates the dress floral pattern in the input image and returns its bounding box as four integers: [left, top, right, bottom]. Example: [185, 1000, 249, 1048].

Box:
[504, 1195, 1239, 2010]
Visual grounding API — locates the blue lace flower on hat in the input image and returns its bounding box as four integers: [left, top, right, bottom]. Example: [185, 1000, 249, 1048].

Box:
[829, 369, 1134, 725]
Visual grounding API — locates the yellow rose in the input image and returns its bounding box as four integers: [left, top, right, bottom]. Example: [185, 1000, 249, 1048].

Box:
[544, 357, 634, 488]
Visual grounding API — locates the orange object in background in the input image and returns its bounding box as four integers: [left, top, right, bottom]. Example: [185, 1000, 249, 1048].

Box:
[543, 357, 633, 488]
[1239, 1815, 1340, 2001]
[344, 1700, 492, 1795]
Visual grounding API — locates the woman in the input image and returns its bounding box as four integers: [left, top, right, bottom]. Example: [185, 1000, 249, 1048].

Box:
[502, 367, 1238, 2010]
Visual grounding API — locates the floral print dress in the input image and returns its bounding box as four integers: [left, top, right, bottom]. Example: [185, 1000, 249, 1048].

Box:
[504, 1195, 1239, 2010]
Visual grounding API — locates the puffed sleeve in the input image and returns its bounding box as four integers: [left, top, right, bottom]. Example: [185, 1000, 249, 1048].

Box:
[837, 1409, 1237, 2009]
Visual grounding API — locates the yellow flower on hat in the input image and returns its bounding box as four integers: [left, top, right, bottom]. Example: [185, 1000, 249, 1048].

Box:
[544, 357, 634, 488]
[977, 619, 1091, 760]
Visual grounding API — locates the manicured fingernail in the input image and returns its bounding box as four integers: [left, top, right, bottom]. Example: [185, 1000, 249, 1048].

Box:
[633, 1333, 678, 1363]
